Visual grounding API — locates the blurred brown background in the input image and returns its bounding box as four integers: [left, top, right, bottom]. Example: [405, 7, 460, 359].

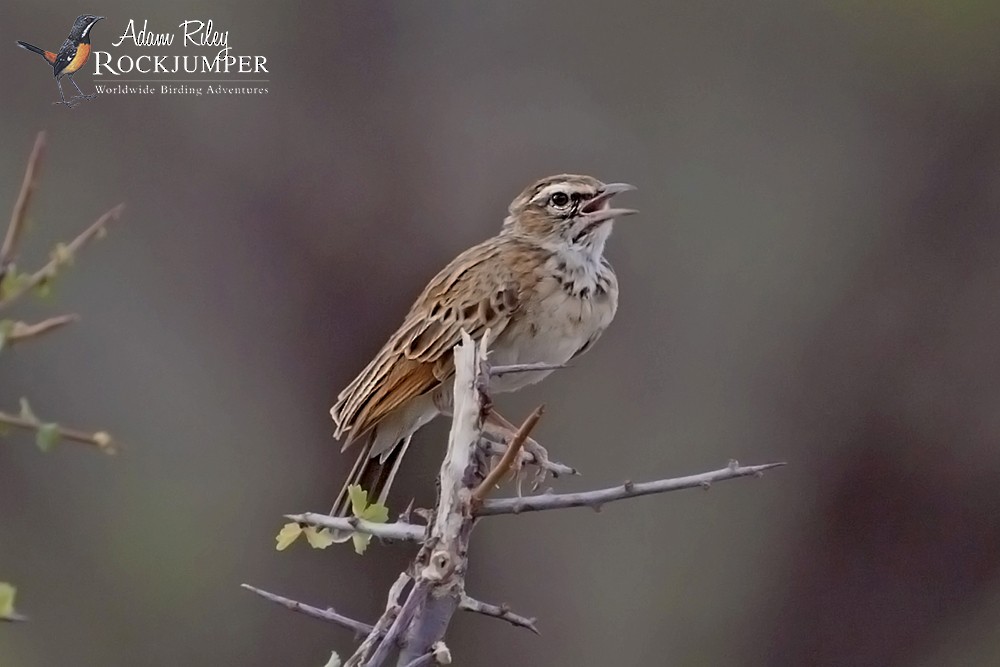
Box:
[3, 1, 1000, 665]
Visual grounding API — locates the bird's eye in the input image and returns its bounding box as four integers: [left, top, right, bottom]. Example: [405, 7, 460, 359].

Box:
[549, 192, 570, 208]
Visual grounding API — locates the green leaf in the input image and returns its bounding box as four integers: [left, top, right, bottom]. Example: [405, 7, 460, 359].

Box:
[36, 423, 60, 452]
[18, 398, 37, 423]
[0, 319, 13, 354]
[0, 583, 17, 619]
[345, 484, 388, 555]
[347, 484, 389, 523]
[34, 279, 53, 300]
[0, 269, 25, 300]
[351, 531, 371, 556]
[359, 501, 389, 524]
[303, 526, 334, 549]
[275, 522, 302, 551]
[347, 485, 370, 517]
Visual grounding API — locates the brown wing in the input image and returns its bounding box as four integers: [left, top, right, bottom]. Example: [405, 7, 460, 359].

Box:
[331, 237, 523, 445]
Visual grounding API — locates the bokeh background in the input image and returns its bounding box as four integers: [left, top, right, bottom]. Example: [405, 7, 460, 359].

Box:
[3, 1, 1000, 665]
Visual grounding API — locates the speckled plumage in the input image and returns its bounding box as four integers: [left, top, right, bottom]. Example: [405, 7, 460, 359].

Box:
[329, 174, 636, 523]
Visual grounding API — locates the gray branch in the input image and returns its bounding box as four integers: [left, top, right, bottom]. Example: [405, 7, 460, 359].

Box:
[393, 332, 489, 666]
[477, 460, 786, 516]
[259, 335, 786, 664]
[345, 573, 411, 667]
[366, 580, 430, 666]
[286, 513, 424, 542]
[240, 584, 373, 636]
[459, 594, 539, 635]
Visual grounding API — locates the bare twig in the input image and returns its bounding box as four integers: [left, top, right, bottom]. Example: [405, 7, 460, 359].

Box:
[0, 612, 28, 623]
[0, 203, 125, 314]
[489, 362, 567, 376]
[346, 573, 411, 667]
[477, 461, 786, 516]
[0, 410, 116, 453]
[267, 338, 786, 664]
[459, 595, 539, 635]
[481, 439, 577, 477]
[3, 314, 78, 346]
[2, 132, 46, 274]
[286, 513, 423, 542]
[474, 405, 544, 500]
[366, 580, 430, 666]
[241, 583, 541, 643]
[240, 584, 373, 636]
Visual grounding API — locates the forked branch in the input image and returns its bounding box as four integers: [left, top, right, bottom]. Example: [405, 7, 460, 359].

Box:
[252, 335, 784, 665]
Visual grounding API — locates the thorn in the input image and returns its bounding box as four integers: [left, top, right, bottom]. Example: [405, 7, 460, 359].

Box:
[398, 498, 414, 523]
[700, 481, 711, 490]
[623, 480, 635, 493]
[591, 504, 603, 513]
[727, 459, 740, 470]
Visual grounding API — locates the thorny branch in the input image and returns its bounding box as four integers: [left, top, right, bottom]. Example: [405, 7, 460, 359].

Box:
[242, 583, 538, 638]
[0, 202, 126, 315]
[1, 132, 45, 277]
[240, 584, 374, 636]
[478, 461, 787, 516]
[0, 131, 125, 457]
[251, 334, 784, 665]
[346, 574, 411, 667]
[287, 513, 423, 542]
[0, 409, 116, 453]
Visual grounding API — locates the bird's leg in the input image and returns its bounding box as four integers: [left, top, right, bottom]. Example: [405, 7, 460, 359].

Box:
[483, 410, 551, 493]
[53, 79, 77, 107]
[69, 75, 96, 100]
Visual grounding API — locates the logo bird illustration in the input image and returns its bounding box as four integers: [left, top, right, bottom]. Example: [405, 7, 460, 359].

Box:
[17, 15, 104, 107]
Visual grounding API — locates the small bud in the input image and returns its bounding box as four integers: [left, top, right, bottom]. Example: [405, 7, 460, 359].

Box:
[432, 641, 452, 664]
[92, 431, 113, 450]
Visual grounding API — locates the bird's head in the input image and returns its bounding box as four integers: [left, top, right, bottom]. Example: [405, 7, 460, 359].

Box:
[503, 174, 637, 254]
[70, 15, 104, 41]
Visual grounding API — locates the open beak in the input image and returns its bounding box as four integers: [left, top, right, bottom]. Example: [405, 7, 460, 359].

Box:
[579, 182, 638, 223]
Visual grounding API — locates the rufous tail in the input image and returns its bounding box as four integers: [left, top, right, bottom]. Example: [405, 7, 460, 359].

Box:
[17, 41, 57, 64]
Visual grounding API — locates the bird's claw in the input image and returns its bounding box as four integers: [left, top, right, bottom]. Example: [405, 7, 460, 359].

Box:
[519, 437, 551, 494]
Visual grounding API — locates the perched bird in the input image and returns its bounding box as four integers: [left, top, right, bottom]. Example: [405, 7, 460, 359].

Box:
[17, 15, 104, 107]
[330, 174, 637, 522]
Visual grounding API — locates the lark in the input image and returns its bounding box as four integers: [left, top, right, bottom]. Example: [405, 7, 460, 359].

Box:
[330, 174, 637, 522]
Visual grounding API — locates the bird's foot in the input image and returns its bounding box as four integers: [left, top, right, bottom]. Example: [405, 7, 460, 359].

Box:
[516, 437, 551, 495]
